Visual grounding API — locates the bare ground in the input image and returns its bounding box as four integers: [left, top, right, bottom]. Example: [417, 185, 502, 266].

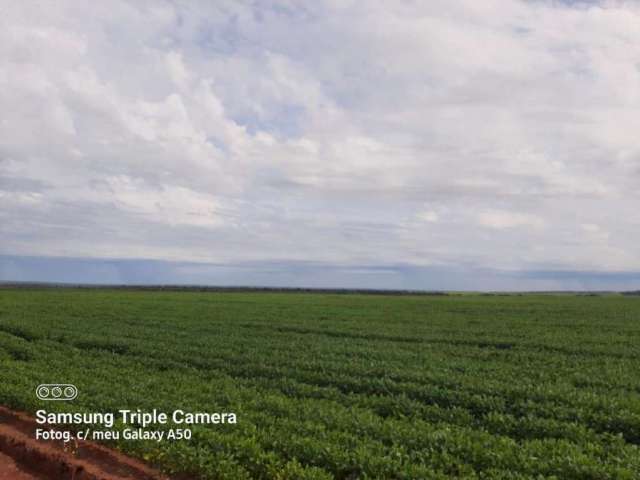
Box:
[0, 406, 169, 480]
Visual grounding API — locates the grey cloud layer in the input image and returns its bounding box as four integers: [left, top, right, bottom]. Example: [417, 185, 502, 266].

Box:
[1, 0, 639, 281]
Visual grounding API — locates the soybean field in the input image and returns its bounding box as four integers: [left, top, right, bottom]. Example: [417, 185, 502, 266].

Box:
[0, 288, 639, 479]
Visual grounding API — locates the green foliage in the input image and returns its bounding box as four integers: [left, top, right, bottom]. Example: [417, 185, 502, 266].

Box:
[0, 289, 639, 478]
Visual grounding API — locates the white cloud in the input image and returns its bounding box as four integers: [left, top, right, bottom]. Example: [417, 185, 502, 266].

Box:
[107, 177, 223, 228]
[581, 223, 601, 234]
[417, 211, 439, 223]
[1, 0, 640, 274]
[477, 210, 544, 230]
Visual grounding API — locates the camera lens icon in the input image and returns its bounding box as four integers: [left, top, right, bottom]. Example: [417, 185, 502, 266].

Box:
[36, 384, 77, 401]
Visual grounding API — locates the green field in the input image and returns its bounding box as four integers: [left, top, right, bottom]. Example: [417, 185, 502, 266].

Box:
[1, 289, 639, 479]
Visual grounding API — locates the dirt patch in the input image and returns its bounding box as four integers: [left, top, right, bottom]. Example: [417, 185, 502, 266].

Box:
[0, 406, 169, 480]
[0, 450, 49, 480]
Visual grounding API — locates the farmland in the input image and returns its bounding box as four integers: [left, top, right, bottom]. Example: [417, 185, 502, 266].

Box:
[0, 289, 639, 479]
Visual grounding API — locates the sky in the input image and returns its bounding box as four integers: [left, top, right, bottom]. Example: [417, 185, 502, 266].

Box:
[1, 0, 639, 290]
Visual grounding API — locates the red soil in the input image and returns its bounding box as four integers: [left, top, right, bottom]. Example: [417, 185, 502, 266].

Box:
[0, 406, 169, 480]
[0, 450, 49, 479]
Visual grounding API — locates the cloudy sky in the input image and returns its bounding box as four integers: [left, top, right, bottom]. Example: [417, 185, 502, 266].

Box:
[1, 0, 639, 290]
